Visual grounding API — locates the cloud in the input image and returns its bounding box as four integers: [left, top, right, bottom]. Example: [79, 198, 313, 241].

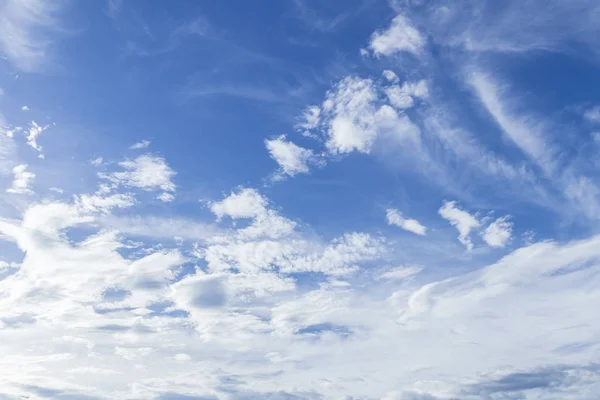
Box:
[265, 135, 317, 177]
[382, 70, 399, 83]
[90, 157, 103, 166]
[482, 216, 513, 248]
[378, 265, 424, 281]
[584, 105, 600, 124]
[6, 164, 35, 194]
[369, 14, 425, 57]
[129, 140, 151, 150]
[26, 120, 49, 152]
[100, 154, 176, 194]
[0, 0, 64, 72]
[210, 187, 268, 220]
[438, 201, 480, 250]
[21, 105, 29, 111]
[386, 209, 427, 236]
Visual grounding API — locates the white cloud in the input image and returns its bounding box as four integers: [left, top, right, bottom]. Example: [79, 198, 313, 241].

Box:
[100, 154, 176, 193]
[157, 192, 175, 202]
[386, 208, 427, 236]
[6, 164, 35, 194]
[584, 105, 600, 124]
[378, 265, 423, 281]
[438, 201, 480, 250]
[296, 105, 321, 136]
[482, 216, 513, 248]
[265, 135, 316, 177]
[382, 70, 399, 83]
[369, 14, 425, 57]
[323, 77, 379, 154]
[0, 0, 64, 72]
[26, 120, 48, 152]
[210, 187, 267, 220]
[129, 140, 151, 150]
[21, 105, 29, 111]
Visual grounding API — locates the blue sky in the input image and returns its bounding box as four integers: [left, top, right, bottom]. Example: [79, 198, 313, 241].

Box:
[2, 0, 600, 398]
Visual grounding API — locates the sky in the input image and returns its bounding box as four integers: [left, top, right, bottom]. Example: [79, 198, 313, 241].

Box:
[1, 0, 600, 399]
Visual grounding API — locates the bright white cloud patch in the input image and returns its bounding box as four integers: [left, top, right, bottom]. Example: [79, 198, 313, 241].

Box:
[386, 208, 427, 235]
[26, 120, 48, 152]
[369, 14, 425, 56]
[382, 69, 399, 83]
[6, 164, 35, 194]
[210, 187, 268, 220]
[100, 154, 176, 194]
[265, 135, 316, 177]
[482, 215, 513, 248]
[439, 201, 481, 250]
[20, 105, 29, 111]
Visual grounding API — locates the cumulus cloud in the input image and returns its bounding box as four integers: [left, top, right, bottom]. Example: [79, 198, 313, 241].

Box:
[265, 135, 316, 177]
[369, 14, 425, 56]
[482, 216, 513, 248]
[386, 208, 427, 236]
[100, 154, 176, 194]
[6, 164, 35, 194]
[438, 201, 480, 250]
[382, 70, 399, 83]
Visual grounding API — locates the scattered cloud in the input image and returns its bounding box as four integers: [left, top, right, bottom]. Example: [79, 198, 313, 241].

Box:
[482, 216, 513, 248]
[584, 105, 600, 124]
[265, 135, 317, 177]
[369, 14, 425, 57]
[6, 164, 35, 194]
[100, 154, 176, 193]
[129, 140, 151, 150]
[26, 120, 49, 152]
[386, 208, 427, 236]
[438, 201, 480, 250]
[21, 105, 29, 111]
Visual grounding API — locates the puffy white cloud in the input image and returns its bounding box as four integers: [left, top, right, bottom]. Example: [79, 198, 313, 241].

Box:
[369, 14, 425, 56]
[482, 216, 513, 248]
[265, 135, 316, 177]
[6, 164, 35, 194]
[322, 77, 379, 154]
[90, 157, 103, 166]
[386, 208, 427, 236]
[210, 187, 267, 220]
[156, 192, 175, 202]
[129, 140, 150, 150]
[100, 154, 176, 194]
[384, 80, 428, 110]
[439, 201, 481, 250]
[297, 105, 321, 136]
[21, 105, 29, 111]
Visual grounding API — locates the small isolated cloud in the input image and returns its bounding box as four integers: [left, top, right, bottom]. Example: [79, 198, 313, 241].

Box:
[129, 140, 150, 150]
[91, 157, 104, 166]
[6, 164, 35, 194]
[386, 208, 427, 236]
[26, 120, 48, 152]
[584, 106, 600, 124]
[157, 192, 175, 202]
[439, 201, 481, 250]
[21, 105, 29, 111]
[296, 105, 321, 136]
[482, 216, 513, 248]
[210, 187, 267, 220]
[265, 135, 316, 177]
[382, 70, 399, 83]
[369, 14, 425, 57]
[100, 154, 176, 193]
